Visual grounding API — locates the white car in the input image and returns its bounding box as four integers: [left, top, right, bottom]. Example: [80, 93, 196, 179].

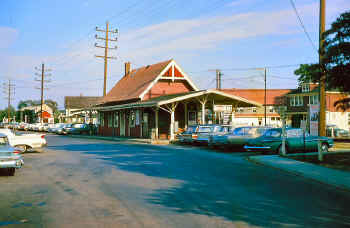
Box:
[0, 129, 47, 153]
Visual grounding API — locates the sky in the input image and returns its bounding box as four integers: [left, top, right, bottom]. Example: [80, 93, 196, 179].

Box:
[0, 0, 349, 110]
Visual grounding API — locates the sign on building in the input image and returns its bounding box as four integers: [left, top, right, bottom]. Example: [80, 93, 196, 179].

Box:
[214, 105, 232, 112]
[309, 104, 319, 136]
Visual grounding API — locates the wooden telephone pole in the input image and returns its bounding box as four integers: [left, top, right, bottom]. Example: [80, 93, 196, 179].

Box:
[35, 63, 51, 124]
[95, 21, 118, 96]
[3, 80, 15, 123]
[319, 0, 326, 136]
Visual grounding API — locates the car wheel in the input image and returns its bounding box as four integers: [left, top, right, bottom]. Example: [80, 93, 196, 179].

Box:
[278, 145, 288, 155]
[15, 145, 27, 153]
[8, 168, 15, 176]
[321, 143, 329, 153]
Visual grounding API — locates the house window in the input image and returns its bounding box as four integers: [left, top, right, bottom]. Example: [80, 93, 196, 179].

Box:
[269, 107, 274, 113]
[99, 112, 104, 126]
[271, 117, 276, 121]
[291, 96, 303, 106]
[252, 107, 257, 113]
[129, 110, 136, 127]
[108, 113, 113, 128]
[114, 112, 119, 127]
[302, 84, 310, 92]
[309, 95, 319, 104]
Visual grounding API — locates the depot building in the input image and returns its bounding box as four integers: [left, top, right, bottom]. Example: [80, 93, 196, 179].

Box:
[95, 59, 261, 140]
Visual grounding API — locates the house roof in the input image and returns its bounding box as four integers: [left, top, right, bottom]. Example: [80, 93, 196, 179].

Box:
[102, 59, 173, 104]
[65, 96, 102, 109]
[221, 89, 292, 105]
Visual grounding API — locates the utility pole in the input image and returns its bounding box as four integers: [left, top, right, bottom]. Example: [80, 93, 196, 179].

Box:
[319, 0, 326, 136]
[216, 69, 222, 90]
[35, 63, 51, 124]
[264, 67, 267, 126]
[95, 21, 118, 96]
[2, 80, 15, 123]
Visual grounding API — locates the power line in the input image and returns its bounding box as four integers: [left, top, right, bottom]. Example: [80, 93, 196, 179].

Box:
[289, 0, 318, 52]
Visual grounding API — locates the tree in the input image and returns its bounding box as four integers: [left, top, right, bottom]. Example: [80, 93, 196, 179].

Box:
[294, 11, 350, 110]
[323, 11, 350, 110]
[294, 64, 321, 85]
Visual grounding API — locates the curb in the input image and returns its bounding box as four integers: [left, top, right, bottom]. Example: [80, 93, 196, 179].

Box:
[248, 155, 350, 193]
[65, 134, 170, 145]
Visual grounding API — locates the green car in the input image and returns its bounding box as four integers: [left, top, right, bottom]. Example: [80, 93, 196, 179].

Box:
[244, 128, 334, 154]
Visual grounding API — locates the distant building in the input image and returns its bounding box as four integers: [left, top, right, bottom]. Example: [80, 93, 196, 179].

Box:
[64, 96, 101, 123]
[20, 104, 54, 123]
[222, 89, 292, 127]
[285, 82, 350, 131]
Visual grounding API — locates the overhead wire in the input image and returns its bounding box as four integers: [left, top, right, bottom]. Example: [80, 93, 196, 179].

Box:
[289, 0, 318, 52]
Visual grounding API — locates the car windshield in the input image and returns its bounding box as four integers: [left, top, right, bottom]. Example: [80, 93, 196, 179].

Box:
[186, 126, 197, 133]
[65, 124, 73, 128]
[233, 127, 267, 136]
[0, 137, 8, 145]
[198, 126, 212, 133]
[264, 129, 282, 137]
[73, 124, 85, 128]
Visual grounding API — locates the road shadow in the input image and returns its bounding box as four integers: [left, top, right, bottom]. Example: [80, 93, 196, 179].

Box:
[49, 143, 350, 227]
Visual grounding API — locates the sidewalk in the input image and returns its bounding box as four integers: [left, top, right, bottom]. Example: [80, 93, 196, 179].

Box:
[248, 155, 350, 192]
[66, 134, 170, 145]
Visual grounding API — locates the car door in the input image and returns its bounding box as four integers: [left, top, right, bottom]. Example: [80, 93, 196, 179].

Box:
[304, 132, 319, 152]
[286, 129, 304, 153]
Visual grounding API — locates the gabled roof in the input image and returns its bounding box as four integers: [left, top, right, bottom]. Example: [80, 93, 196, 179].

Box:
[101, 59, 198, 104]
[65, 96, 102, 109]
[221, 89, 292, 105]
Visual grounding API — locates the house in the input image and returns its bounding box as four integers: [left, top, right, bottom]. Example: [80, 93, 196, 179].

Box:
[221, 89, 292, 127]
[64, 96, 101, 123]
[20, 103, 54, 123]
[95, 59, 261, 140]
[285, 82, 350, 132]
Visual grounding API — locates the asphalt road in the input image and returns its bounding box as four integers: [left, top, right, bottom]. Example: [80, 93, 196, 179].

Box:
[1, 135, 350, 228]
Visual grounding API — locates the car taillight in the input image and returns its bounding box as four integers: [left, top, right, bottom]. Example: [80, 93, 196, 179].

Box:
[41, 135, 45, 139]
[192, 134, 198, 139]
[13, 150, 21, 154]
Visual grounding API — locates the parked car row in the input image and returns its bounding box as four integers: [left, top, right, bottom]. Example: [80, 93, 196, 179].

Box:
[1, 122, 95, 135]
[177, 125, 334, 154]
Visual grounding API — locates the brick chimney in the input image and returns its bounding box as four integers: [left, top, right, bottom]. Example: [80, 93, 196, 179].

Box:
[125, 62, 131, 76]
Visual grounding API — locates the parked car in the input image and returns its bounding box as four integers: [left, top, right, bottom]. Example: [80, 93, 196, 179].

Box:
[62, 123, 90, 135]
[191, 125, 222, 145]
[0, 128, 47, 153]
[48, 123, 63, 133]
[326, 125, 350, 138]
[208, 126, 235, 148]
[219, 126, 271, 151]
[56, 123, 72, 135]
[244, 128, 334, 154]
[0, 133, 24, 176]
[178, 125, 199, 144]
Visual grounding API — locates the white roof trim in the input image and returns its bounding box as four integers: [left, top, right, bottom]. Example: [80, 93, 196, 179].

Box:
[139, 60, 173, 100]
[139, 59, 199, 100]
[173, 60, 199, 91]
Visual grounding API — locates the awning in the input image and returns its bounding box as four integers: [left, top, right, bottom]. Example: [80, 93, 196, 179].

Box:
[95, 89, 262, 112]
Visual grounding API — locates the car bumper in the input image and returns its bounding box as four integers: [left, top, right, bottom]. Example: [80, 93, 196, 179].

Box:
[0, 159, 24, 168]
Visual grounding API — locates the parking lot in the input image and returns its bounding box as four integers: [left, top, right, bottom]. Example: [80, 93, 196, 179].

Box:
[1, 134, 350, 227]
